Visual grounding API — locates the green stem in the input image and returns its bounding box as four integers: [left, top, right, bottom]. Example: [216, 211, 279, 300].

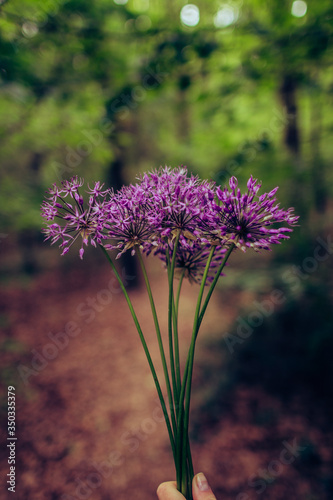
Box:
[186, 451, 194, 500]
[180, 244, 235, 400]
[177, 244, 235, 496]
[180, 244, 236, 393]
[187, 436, 194, 479]
[136, 247, 178, 437]
[175, 270, 184, 317]
[171, 270, 184, 493]
[179, 246, 216, 493]
[173, 270, 184, 399]
[198, 243, 235, 327]
[100, 245, 176, 458]
[167, 233, 181, 420]
[166, 233, 182, 489]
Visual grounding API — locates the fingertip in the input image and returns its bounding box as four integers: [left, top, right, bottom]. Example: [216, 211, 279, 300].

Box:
[192, 473, 216, 500]
[157, 481, 182, 500]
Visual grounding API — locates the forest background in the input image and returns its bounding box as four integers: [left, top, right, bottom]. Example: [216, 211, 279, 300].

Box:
[0, 1, 333, 499]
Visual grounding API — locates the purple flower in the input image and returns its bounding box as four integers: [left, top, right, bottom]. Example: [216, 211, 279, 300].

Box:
[41, 171, 299, 262]
[138, 166, 216, 246]
[104, 184, 157, 258]
[41, 177, 109, 259]
[103, 167, 217, 258]
[214, 176, 299, 251]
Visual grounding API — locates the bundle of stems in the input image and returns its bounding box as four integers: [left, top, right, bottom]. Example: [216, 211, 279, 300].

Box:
[101, 240, 234, 499]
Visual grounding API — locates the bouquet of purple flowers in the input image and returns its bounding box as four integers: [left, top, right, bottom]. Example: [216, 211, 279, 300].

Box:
[41, 167, 298, 499]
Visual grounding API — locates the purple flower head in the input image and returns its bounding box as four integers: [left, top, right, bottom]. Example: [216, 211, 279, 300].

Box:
[138, 166, 216, 246]
[41, 176, 109, 259]
[155, 241, 228, 285]
[215, 176, 299, 251]
[104, 184, 157, 259]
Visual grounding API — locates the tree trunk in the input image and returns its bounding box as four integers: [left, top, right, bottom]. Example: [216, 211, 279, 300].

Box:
[279, 74, 300, 159]
[279, 73, 306, 219]
[310, 94, 327, 213]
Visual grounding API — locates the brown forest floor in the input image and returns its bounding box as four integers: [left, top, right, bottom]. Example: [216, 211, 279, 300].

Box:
[0, 252, 332, 500]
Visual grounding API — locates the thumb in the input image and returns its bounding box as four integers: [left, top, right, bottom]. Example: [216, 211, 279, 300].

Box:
[192, 473, 216, 500]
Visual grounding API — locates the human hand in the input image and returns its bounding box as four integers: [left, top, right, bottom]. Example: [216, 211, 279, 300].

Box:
[157, 473, 216, 500]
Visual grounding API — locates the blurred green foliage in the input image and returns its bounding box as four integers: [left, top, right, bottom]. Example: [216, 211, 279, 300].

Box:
[0, 0, 333, 237]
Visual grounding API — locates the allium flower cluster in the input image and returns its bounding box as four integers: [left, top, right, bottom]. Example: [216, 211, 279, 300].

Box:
[104, 184, 156, 259]
[137, 167, 216, 246]
[41, 168, 299, 280]
[155, 242, 228, 284]
[214, 176, 299, 251]
[41, 177, 109, 259]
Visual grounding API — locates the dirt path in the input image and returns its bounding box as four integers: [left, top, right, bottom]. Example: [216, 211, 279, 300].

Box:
[0, 256, 331, 499]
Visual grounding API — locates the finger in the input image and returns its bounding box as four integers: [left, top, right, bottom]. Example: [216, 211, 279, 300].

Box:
[192, 473, 216, 500]
[157, 481, 186, 500]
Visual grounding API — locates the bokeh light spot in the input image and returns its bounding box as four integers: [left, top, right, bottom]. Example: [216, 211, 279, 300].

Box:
[114, 0, 128, 5]
[291, 0, 307, 17]
[180, 4, 200, 27]
[22, 22, 39, 38]
[214, 5, 238, 28]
